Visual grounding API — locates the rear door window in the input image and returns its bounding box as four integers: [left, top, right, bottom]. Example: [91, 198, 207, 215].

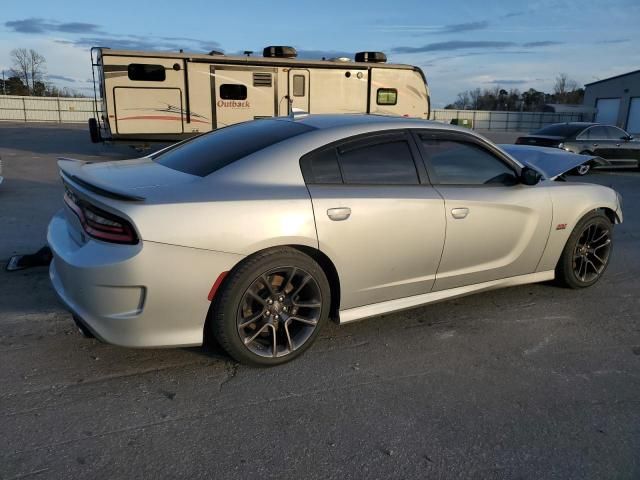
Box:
[336, 135, 419, 185]
[154, 120, 314, 176]
[603, 126, 628, 139]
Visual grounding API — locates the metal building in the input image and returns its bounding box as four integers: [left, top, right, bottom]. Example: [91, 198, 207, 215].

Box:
[583, 69, 640, 134]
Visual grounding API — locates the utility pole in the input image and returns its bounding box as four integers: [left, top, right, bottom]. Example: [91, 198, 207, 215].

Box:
[1, 70, 5, 95]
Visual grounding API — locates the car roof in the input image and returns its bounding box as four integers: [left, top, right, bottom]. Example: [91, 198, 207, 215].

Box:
[546, 122, 598, 127]
[276, 113, 477, 134]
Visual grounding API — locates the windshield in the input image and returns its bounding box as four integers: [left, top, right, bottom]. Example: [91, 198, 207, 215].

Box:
[532, 124, 588, 137]
[154, 119, 315, 176]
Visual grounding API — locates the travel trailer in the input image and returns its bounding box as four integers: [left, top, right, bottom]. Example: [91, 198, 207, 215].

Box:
[88, 46, 430, 143]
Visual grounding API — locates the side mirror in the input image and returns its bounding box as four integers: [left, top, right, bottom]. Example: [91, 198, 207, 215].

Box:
[520, 166, 541, 186]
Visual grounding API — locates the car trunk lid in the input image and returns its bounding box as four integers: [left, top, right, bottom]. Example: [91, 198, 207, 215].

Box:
[57, 156, 199, 201]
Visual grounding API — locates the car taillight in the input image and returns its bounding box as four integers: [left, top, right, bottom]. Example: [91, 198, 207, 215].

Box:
[64, 191, 138, 244]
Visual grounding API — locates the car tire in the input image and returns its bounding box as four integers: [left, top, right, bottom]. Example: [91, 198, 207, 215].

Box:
[571, 151, 594, 176]
[88, 118, 101, 143]
[209, 247, 331, 366]
[555, 211, 613, 289]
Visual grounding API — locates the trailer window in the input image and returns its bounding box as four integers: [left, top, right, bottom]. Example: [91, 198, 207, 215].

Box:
[127, 64, 166, 82]
[153, 119, 315, 177]
[377, 88, 397, 106]
[293, 75, 306, 97]
[220, 84, 247, 100]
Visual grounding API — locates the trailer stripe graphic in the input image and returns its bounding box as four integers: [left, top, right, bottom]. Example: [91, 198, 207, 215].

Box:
[118, 115, 209, 124]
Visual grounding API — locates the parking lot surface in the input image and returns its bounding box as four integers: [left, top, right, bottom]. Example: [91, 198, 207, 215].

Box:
[1, 124, 639, 479]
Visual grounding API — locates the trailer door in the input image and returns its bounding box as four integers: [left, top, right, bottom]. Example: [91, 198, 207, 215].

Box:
[212, 66, 276, 128]
[288, 69, 310, 113]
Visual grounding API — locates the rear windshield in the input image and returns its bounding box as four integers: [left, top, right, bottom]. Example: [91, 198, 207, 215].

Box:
[532, 124, 588, 137]
[153, 119, 315, 176]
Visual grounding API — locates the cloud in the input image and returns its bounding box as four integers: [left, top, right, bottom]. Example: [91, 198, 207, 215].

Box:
[393, 41, 516, 54]
[46, 74, 76, 83]
[6, 17, 219, 53]
[485, 79, 529, 85]
[522, 41, 563, 47]
[501, 11, 526, 18]
[60, 35, 219, 53]
[600, 38, 629, 44]
[437, 21, 489, 34]
[5, 18, 101, 34]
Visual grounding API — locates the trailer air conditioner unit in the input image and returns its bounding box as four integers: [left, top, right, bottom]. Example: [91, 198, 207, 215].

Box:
[354, 51, 387, 63]
[263, 46, 297, 58]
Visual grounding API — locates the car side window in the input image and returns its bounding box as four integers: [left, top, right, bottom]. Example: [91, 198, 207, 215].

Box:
[336, 136, 419, 185]
[604, 126, 627, 139]
[419, 136, 517, 185]
[303, 147, 343, 184]
[586, 126, 607, 140]
[577, 128, 591, 140]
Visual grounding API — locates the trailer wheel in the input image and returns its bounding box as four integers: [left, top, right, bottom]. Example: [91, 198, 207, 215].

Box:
[88, 118, 101, 143]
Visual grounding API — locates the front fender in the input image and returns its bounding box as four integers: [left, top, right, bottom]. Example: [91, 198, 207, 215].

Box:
[536, 183, 621, 272]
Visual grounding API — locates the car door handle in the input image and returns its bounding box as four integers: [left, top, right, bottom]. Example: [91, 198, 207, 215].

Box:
[451, 207, 469, 219]
[592, 143, 599, 147]
[616, 143, 621, 147]
[327, 207, 351, 221]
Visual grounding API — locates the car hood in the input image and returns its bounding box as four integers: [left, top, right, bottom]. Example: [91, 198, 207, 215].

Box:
[498, 144, 608, 180]
[57, 157, 198, 200]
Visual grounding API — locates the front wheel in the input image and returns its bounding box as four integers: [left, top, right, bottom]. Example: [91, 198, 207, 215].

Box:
[574, 163, 591, 176]
[210, 248, 330, 366]
[555, 211, 613, 288]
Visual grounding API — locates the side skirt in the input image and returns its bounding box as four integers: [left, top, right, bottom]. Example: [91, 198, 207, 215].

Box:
[338, 270, 555, 324]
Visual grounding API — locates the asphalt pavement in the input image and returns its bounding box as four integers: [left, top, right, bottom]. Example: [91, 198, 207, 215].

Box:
[0, 123, 638, 479]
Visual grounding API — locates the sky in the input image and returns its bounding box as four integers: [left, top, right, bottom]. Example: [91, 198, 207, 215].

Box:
[1, 0, 639, 106]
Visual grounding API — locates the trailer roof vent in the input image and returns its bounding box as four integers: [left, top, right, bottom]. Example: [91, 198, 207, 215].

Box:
[208, 50, 224, 56]
[263, 46, 297, 58]
[355, 51, 387, 63]
[328, 57, 352, 62]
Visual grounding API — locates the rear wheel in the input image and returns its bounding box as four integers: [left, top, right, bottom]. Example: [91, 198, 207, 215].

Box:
[555, 211, 613, 288]
[210, 248, 330, 366]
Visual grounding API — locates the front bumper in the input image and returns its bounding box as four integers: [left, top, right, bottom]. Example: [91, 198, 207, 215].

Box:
[48, 210, 243, 347]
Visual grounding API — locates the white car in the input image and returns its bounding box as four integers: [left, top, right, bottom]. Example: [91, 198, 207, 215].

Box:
[48, 115, 623, 365]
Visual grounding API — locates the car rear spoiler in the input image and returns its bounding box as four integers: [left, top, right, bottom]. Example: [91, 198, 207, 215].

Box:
[58, 157, 146, 201]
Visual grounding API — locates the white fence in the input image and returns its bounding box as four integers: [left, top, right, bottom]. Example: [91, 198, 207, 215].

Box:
[0, 95, 101, 123]
[430, 108, 592, 131]
[0, 95, 592, 131]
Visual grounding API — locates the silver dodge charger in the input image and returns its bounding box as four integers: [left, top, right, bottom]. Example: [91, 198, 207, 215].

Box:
[48, 115, 623, 365]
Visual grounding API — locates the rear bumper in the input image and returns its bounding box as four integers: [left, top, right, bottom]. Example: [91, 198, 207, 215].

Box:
[48, 210, 244, 347]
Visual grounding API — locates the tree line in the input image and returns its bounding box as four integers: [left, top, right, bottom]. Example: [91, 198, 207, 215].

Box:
[445, 74, 584, 111]
[1, 49, 86, 98]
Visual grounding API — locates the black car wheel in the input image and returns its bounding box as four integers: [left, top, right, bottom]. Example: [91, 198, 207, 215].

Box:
[575, 163, 591, 176]
[555, 211, 613, 288]
[210, 247, 330, 366]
